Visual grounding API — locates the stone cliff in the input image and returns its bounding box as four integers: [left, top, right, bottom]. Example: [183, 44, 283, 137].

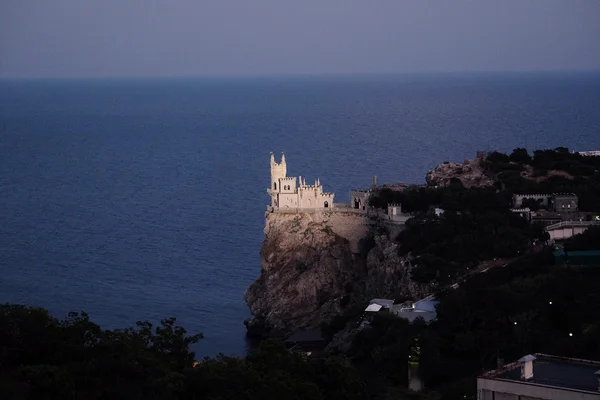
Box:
[244, 211, 432, 338]
[426, 157, 495, 188]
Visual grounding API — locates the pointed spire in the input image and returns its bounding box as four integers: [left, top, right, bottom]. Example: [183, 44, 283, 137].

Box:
[281, 152, 286, 164]
[270, 152, 275, 164]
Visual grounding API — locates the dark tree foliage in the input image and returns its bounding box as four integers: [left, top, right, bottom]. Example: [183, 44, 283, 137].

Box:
[563, 226, 600, 251]
[419, 251, 600, 398]
[508, 148, 531, 164]
[399, 210, 531, 283]
[0, 306, 202, 399]
[0, 304, 437, 400]
[520, 197, 543, 211]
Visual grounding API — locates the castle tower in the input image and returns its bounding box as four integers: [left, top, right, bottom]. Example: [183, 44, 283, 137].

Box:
[270, 152, 287, 192]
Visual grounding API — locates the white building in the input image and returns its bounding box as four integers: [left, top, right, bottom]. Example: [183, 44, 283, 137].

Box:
[478, 353, 600, 400]
[268, 152, 335, 210]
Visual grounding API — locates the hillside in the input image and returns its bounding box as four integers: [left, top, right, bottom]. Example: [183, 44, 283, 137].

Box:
[425, 148, 600, 211]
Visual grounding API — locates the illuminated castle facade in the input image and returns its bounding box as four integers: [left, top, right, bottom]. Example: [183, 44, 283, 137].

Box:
[267, 152, 335, 210]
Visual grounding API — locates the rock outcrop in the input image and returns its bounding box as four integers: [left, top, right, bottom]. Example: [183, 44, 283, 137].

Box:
[426, 158, 495, 188]
[244, 211, 432, 338]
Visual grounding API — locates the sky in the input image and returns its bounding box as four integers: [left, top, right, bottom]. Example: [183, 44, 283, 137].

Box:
[1, 0, 600, 78]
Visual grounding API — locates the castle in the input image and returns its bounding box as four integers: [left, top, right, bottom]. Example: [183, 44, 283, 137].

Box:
[268, 152, 335, 210]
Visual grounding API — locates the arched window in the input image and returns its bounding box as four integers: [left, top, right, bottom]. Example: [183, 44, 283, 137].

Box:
[324, 201, 329, 208]
[274, 182, 277, 190]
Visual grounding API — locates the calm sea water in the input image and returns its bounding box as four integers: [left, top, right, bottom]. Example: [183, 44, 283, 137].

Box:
[1, 72, 600, 357]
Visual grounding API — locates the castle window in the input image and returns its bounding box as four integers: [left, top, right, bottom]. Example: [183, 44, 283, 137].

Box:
[274, 182, 277, 190]
[324, 201, 329, 208]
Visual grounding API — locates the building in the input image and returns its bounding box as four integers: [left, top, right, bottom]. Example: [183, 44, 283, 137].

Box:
[268, 152, 335, 210]
[350, 176, 378, 210]
[393, 297, 438, 324]
[551, 193, 579, 216]
[478, 353, 600, 400]
[511, 208, 531, 221]
[577, 150, 600, 157]
[350, 189, 372, 210]
[512, 193, 579, 217]
[284, 329, 326, 352]
[530, 210, 563, 225]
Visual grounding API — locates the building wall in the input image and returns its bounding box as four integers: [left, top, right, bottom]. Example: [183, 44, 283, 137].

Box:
[477, 378, 600, 400]
[278, 193, 299, 208]
[552, 195, 578, 213]
[513, 194, 551, 208]
[350, 190, 371, 210]
[548, 226, 588, 240]
[388, 204, 402, 216]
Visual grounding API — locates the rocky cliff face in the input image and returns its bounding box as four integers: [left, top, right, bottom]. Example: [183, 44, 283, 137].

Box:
[244, 212, 432, 338]
[426, 158, 495, 188]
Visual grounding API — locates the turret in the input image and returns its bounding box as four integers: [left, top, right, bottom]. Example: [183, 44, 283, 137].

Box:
[270, 151, 287, 193]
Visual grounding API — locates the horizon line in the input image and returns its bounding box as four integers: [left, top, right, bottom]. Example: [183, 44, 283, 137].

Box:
[1, 68, 600, 81]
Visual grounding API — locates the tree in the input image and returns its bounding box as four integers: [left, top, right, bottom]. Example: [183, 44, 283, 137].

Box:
[509, 148, 531, 164]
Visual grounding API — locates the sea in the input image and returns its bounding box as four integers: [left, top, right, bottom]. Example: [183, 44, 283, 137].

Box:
[1, 72, 600, 358]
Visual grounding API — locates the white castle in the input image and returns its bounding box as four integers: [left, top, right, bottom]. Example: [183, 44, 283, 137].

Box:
[268, 152, 335, 209]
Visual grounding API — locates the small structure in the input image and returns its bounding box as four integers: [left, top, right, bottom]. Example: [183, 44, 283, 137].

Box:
[284, 329, 326, 352]
[434, 207, 445, 217]
[551, 193, 579, 216]
[510, 208, 531, 220]
[388, 203, 402, 217]
[530, 210, 562, 225]
[513, 193, 579, 218]
[349, 176, 378, 210]
[364, 303, 383, 313]
[350, 189, 372, 210]
[478, 353, 600, 399]
[393, 297, 439, 324]
[370, 298, 394, 309]
[577, 150, 600, 157]
[546, 220, 599, 240]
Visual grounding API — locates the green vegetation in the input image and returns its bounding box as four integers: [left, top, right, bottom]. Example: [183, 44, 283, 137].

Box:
[0, 304, 437, 400]
[563, 225, 600, 251]
[324, 251, 600, 399]
[351, 148, 600, 398]
[421, 251, 600, 397]
[370, 184, 546, 283]
[368, 148, 598, 283]
[486, 147, 600, 211]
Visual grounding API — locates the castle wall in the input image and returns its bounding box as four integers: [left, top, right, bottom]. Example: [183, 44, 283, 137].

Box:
[350, 190, 371, 210]
[278, 193, 299, 208]
[279, 177, 297, 193]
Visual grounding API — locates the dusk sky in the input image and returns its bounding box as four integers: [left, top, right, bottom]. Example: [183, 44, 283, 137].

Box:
[2, 0, 600, 78]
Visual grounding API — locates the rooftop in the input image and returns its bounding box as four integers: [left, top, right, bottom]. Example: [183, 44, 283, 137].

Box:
[284, 329, 324, 345]
[481, 353, 600, 393]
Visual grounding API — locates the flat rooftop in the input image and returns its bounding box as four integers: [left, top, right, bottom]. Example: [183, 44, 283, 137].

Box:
[481, 354, 600, 393]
